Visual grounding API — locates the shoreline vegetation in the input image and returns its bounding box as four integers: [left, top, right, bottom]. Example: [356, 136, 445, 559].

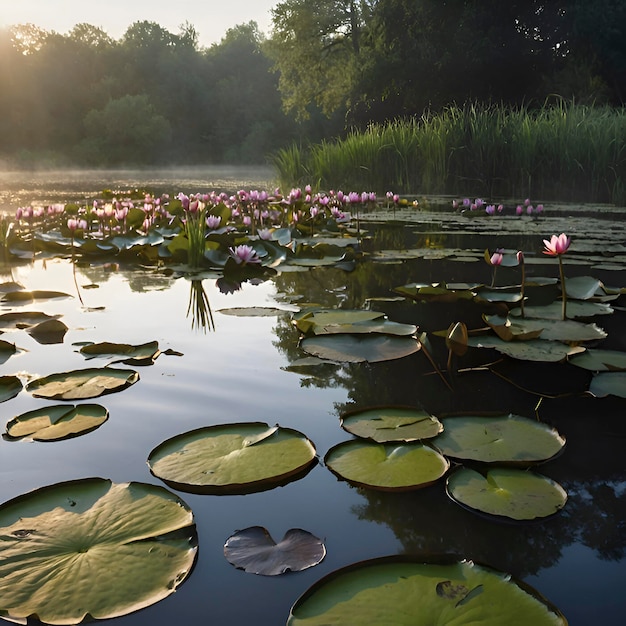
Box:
[272, 102, 626, 206]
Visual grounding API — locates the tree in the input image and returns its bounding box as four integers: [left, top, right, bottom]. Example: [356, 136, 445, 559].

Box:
[267, 1, 378, 118]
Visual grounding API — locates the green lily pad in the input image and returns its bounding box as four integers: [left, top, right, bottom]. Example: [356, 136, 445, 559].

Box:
[5, 404, 108, 441]
[0, 478, 197, 625]
[324, 440, 449, 491]
[26, 367, 139, 400]
[484, 315, 606, 342]
[563, 276, 602, 300]
[293, 309, 384, 335]
[0, 376, 23, 403]
[569, 349, 626, 372]
[475, 289, 523, 303]
[217, 307, 289, 317]
[300, 334, 421, 363]
[287, 556, 567, 625]
[26, 319, 68, 345]
[148, 422, 317, 494]
[510, 301, 613, 319]
[482, 315, 543, 341]
[394, 283, 476, 303]
[224, 526, 325, 576]
[589, 372, 626, 398]
[433, 414, 565, 465]
[79, 341, 160, 365]
[446, 467, 568, 521]
[467, 336, 585, 362]
[340, 406, 443, 443]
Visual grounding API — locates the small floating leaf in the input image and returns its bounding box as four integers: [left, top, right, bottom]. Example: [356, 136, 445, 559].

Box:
[26, 319, 68, 345]
[467, 336, 584, 362]
[510, 301, 613, 319]
[224, 527, 325, 576]
[484, 315, 606, 342]
[300, 334, 420, 363]
[79, 340, 160, 365]
[446, 467, 568, 521]
[324, 440, 449, 491]
[433, 414, 565, 465]
[148, 422, 317, 494]
[26, 367, 139, 400]
[0, 311, 59, 329]
[340, 407, 443, 442]
[0, 478, 197, 625]
[0, 376, 22, 403]
[5, 404, 108, 441]
[287, 556, 567, 625]
[1, 290, 72, 303]
[569, 349, 626, 372]
[589, 372, 626, 398]
[563, 276, 603, 300]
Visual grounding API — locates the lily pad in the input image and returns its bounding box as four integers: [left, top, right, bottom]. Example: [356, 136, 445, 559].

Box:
[26, 319, 68, 345]
[0, 376, 23, 403]
[394, 283, 476, 303]
[0, 311, 59, 329]
[563, 275, 602, 300]
[467, 336, 584, 362]
[484, 315, 606, 342]
[589, 372, 626, 398]
[446, 467, 568, 521]
[324, 440, 449, 491]
[26, 367, 139, 400]
[0, 340, 17, 364]
[340, 406, 443, 443]
[224, 526, 325, 576]
[293, 309, 384, 335]
[217, 307, 289, 317]
[1, 290, 72, 303]
[287, 555, 567, 625]
[79, 340, 160, 365]
[569, 349, 626, 372]
[0, 478, 197, 625]
[148, 422, 317, 494]
[5, 404, 108, 441]
[509, 301, 613, 319]
[433, 414, 565, 465]
[300, 334, 420, 363]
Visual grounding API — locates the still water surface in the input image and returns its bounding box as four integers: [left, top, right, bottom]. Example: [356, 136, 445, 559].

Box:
[0, 170, 624, 625]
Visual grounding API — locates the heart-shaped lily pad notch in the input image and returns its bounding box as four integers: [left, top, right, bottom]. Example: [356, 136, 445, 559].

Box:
[26, 367, 139, 400]
[0, 376, 23, 403]
[340, 406, 443, 443]
[4, 404, 108, 441]
[0, 478, 197, 625]
[148, 423, 317, 495]
[224, 526, 325, 576]
[300, 334, 421, 363]
[324, 440, 449, 491]
[79, 340, 161, 365]
[287, 555, 567, 625]
[433, 414, 565, 465]
[446, 466, 568, 521]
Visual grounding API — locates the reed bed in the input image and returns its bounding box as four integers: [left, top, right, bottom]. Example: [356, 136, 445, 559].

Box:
[271, 102, 626, 205]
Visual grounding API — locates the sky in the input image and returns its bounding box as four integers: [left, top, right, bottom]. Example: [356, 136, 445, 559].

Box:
[0, 0, 278, 46]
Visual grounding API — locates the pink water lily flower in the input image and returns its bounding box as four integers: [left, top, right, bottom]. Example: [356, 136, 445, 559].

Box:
[229, 244, 261, 265]
[489, 250, 504, 266]
[543, 233, 571, 256]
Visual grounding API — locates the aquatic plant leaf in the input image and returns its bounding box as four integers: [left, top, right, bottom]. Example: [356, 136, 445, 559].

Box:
[324, 440, 449, 491]
[26, 319, 68, 344]
[0, 311, 59, 329]
[589, 372, 626, 398]
[293, 309, 384, 335]
[148, 423, 317, 494]
[569, 349, 626, 372]
[484, 315, 606, 342]
[563, 276, 602, 300]
[467, 336, 584, 362]
[475, 289, 523, 303]
[0, 376, 22, 403]
[300, 334, 420, 363]
[0, 340, 16, 355]
[0, 478, 197, 625]
[433, 414, 565, 465]
[79, 341, 160, 365]
[394, 283, 476, 303]
[26, 367, 139, 400]
[5, 404, 108, 441]
[287, 556, 567, 625]
[224, 526, 325, 576]
[509, 301, 613, 319]
[483, 315, 543, 341]
[1, 290, 72, 303]
[446, 467, 567, 521]
[217, 307, 288, 317]
[340, 407, 443, 442]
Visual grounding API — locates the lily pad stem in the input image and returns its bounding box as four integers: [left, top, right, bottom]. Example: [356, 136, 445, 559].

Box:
[558, 255, 567, 320]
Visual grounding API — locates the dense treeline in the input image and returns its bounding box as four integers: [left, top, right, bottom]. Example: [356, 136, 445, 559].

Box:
[1, 1, 624, 173]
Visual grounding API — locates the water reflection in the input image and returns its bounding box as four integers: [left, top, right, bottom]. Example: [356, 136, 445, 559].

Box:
[187, 280, 215, 332]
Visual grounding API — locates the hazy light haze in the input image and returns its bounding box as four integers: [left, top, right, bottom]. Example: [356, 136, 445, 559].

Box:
[0, 0, 277, 46]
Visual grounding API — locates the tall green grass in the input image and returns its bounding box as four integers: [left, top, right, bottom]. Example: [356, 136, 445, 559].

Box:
[271, 102, 626, 205]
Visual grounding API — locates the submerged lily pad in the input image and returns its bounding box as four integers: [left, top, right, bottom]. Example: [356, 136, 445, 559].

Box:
[287, 556, 567, 625]
[79, 340, 160, 365]
[5, 404, 108, 441]
[446, 467, 568, 521]
[224, 526, 325, 576]
[0, 376, 23, 403]
[26, 367, 139, 400]
[433, 414, 565, 465]
[340, 406, 443, 442]
[300, 334, 420, 363]
[148, 423, 317, 494]
[324, 440, 449, 491]
[0, 478, 197, 625]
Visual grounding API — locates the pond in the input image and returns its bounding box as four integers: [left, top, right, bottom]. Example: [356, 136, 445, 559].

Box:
[0, 171, 624, 625]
